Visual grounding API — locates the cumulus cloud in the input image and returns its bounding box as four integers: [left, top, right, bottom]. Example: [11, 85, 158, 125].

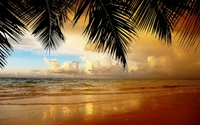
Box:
[40, 56, 129, 78]
[80, 56, 127, 77]
[43, 57, 84, 76]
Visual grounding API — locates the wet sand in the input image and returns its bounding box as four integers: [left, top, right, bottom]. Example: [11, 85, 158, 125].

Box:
[0, 92, 200, 125]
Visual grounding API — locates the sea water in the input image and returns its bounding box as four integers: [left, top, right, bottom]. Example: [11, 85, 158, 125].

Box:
[0, 78, 200, 105]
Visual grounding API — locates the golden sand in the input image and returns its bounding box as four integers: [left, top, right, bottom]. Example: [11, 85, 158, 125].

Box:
[0, 92, 200, 125]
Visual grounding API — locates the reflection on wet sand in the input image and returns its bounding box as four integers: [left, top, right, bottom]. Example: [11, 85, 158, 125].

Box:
[43, 111, 48, 120]
[50, 105, 56, 120]
[0, 92, 200, 125]
[62, 106, 70, 116]
[44, 96, 141, 124]
[0, 95, 142, 125]
[84, 95, 94, 116]
[85, 103, 93, 115]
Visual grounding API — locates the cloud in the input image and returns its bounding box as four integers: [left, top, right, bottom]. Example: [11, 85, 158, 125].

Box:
[43, 57, 84, 76]
[80, 56, 127, 77]
[147, 56, 172, 69]
[9, 22, 98, 57]
[122, 33, 200, 78]
[9, 34, 43, 52]
[146, 55, 172, 76]
[40, 56, 129, 78]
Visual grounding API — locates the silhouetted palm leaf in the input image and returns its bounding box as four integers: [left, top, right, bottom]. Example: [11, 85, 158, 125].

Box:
[74, 0, 137, 67]
[176, 0, 200, 52]
[0, 0, 26, 68]
[21, 0, 75, 52]
[129, 0, 190, 44]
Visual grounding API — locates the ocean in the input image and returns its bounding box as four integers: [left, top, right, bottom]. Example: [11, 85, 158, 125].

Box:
[0, 78, 200, 105]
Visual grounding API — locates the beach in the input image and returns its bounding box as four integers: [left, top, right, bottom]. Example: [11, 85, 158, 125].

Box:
[0, 78, 200, 125]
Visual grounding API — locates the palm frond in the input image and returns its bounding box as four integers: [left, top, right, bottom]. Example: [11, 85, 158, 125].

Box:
[0, 33, 12, 69]
[21, 0, 75, 53]
[0, 0, 26, 68]
[74, 0, 137, 68]
[130, 0, 193, 44]
[176, 0, 200, 52]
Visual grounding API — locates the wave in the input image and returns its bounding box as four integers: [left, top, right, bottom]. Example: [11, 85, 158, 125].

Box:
[1, 90, 200, 106]
[0, 87, 199, 99]
[1, 78, 200, 103]
[0, 83, 199, 94]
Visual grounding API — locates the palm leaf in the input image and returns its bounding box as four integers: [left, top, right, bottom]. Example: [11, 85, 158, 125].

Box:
[0, 0, 26, 68]
[21, 0, 75, 52]
[130, 0, 199, 50]
[130, 0, 191, 44]
[74, 0, 137, 68]
[176, 0, 200, 52]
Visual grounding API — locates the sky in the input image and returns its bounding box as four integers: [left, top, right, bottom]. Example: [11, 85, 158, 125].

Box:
[0, 17, 200, 78]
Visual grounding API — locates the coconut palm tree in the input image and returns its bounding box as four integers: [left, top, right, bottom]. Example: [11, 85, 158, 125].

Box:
[0, 0, 199, 69]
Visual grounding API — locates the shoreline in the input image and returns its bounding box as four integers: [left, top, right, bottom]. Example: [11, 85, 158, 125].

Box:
[0, 91, 200, 125]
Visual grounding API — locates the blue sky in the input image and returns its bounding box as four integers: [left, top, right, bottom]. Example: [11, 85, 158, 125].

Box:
[7, 50, 83, 70]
